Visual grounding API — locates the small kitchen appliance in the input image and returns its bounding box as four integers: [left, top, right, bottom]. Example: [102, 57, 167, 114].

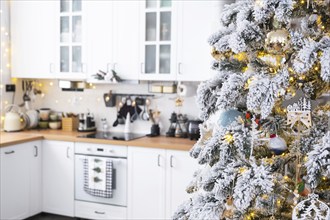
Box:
[3, 105, 27, 132]
[188, 120, 203, 140]
[78, 112, 96, 132]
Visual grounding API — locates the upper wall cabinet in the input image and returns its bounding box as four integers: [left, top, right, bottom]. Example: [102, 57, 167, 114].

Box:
[11, 0, 57, 79]
[56, 0, 87, 80]
[139, 0, 178, 81]
[86, 0, 140, 82]
[176, 1, 220, 82]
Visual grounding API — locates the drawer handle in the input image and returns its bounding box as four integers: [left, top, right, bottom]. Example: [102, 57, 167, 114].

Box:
[34, 146, 38, 157]
[95, 211, 105, 215]
[66, 147, 70, 159]
[170, 155, 174, 167]
[5, 150, 15, 155]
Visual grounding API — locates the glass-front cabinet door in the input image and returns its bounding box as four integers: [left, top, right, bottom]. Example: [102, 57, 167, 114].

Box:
[58, 0, 86, 79]
[140, 0, 177, 81]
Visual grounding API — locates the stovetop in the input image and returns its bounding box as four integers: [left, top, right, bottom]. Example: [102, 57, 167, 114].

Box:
[78, 131, 146, 141]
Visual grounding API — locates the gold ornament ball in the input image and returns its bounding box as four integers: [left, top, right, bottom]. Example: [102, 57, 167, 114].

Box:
[265, 29, 290, 55]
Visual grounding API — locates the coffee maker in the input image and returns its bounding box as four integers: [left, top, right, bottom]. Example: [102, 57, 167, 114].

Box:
[78, 112, 96, 132]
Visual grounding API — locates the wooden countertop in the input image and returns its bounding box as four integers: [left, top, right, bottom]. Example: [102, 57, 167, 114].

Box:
[0, 130, 196, 151]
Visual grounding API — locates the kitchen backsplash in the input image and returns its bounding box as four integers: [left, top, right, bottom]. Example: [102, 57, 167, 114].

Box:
[12, 79, 201, 135]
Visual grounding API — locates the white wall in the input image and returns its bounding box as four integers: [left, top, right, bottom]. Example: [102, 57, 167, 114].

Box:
[25, 80, 201, 135]
[0, 0, 15, 128]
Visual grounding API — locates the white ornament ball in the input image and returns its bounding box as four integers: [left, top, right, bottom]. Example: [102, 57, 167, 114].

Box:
[269, 134, 287, 155]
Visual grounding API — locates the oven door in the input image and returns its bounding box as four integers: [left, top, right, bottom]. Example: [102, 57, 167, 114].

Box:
[75, 154, 127, 207]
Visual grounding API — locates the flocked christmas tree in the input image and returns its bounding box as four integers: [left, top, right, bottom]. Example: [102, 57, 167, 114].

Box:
[173, 0, 330, 219]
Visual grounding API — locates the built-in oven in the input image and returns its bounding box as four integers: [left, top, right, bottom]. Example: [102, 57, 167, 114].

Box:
[74, 142, 127, 219]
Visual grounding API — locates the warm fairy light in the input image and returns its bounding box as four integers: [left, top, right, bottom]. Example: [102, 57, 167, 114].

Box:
[55, 100, 59, 104]
[79, 97, 83, 100]
[289, 76, 294, 82]
[292, 92, 296, 96]
[277, 200, 281, 205]
[20, 118, 24, 122]
[93, 85, 96, 89]
[11, 78, 17, 83]
[41, 93, 45, 98]
[300, 0, 305, 4]
[284, 175, 289, 181]
[4, 100, 8, 105]
[105, 96, 110, 102]
[321, 26, 325, 30]
[49, 82, 53, 86]
[96, 97, 101, 102]
[322, 176, 327, 181]
[281, 152, 286, 156]
[288, 67, 294, 73]
[262, 194, 269, 199]
[314, 66, 319, 71]
[5, 48, 9, 53]
[0, 84, 3, 89]
[304, 156, 308, 162]
[6, 63, 10, 68]
[250, 212, 255, 217]
[239, 167, 247, 174]
[1, 116, 5, 121]
[38, 83, 43, 87]
[224, 133, 234, 143]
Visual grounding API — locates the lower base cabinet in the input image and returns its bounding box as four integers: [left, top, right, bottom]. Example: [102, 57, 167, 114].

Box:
[42, 140, 74, 217]
[128, 147, 199, 219]
[0, 140, 42, 220]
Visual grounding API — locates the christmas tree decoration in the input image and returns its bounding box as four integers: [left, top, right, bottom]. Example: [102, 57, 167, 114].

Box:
[268, 134, 288, 155]
[265, 29, 290, 55]
[282, 89, 317, 129]
[217, 109, 244, 128]
[292, 193, 330, 220]
[173, 1, 330, 219]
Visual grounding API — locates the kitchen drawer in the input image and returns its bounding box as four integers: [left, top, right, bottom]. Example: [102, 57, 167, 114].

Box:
[75, 201, 127, 219]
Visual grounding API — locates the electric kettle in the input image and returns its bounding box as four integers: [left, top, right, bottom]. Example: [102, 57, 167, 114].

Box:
[3, 105, 27, 132]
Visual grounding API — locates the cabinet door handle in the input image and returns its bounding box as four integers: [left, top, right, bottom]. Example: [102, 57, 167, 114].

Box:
[95, 211, 105, 215]
[66, 147, 70, 159]
[5, 150, 15, 155]
[178, 62, 182, 75]
[34, 146, 38, 157]
[170, 155, 174, 167]
[140, 62, 144, 73]
[49, 63, 55, 73]
[157, 154, 161, 167]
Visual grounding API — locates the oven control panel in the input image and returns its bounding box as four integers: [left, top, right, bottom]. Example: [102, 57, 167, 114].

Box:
[75, 142, 127, 157]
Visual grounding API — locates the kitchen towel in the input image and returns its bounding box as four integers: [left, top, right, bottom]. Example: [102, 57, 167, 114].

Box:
[83, 156, 113, 198]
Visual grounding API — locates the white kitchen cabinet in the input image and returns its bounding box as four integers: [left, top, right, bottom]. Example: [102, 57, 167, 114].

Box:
[177, 1, 220, 82]
[128, 147, 166, 219]
[29, 143, 42, 216]
[42, 140, 74, 217]
[10, 0, 56, 79]
[0, 140, 42, 220]
[86, 0, 140, 82]
[128, 147, 198, 219]
[139, 0, 178, 81]
[56, 0, 87, 79]
[165, 149, 199, 219]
